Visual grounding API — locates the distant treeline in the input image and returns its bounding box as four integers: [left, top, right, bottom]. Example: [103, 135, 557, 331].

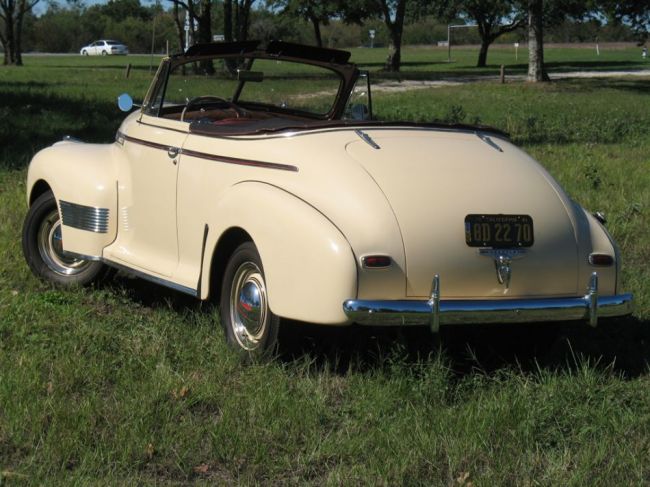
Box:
[18, 0, 642, 55]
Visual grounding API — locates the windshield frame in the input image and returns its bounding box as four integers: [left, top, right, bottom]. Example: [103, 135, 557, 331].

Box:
[143, 42, 359, 121]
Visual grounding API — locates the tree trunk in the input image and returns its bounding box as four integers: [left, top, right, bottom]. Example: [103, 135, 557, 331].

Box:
[3, 7, 16, 65]
[1, 37, 7, 65]
[381, 0, 406, 72]
[172, 3, 185, 53]
[527, 0, 549, 82]
[197, 0, 211, 44]
[234, 0, 240, 40]
[2, 0, 40, 66]
[197, 0, 213, 74]
[237, 0, 252, 42]
[6, 23, 17, 65]
[223, 0, 237, 74]
[309, 15, 322, 47]
[15, 0, 26, 66]
[224, 0, 233, 42]
[477, 39, 490, 67]
[384, 31, 401, 72]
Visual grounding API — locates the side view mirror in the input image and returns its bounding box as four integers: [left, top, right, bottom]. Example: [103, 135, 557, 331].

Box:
[117, 93, 134, 112]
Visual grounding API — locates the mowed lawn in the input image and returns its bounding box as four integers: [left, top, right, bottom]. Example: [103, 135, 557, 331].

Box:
[1, 48, 650, 484]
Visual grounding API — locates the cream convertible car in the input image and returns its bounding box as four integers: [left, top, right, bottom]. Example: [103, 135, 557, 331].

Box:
[23, 41, 632, 354]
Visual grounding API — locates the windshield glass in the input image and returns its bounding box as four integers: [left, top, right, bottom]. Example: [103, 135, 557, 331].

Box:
[156, 56, 342, 119]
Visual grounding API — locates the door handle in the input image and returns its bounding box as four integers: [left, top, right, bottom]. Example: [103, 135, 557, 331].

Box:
[167, 147, 180, 159]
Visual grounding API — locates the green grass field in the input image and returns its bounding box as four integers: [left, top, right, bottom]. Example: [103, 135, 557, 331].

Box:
[1, 47, 650, 484]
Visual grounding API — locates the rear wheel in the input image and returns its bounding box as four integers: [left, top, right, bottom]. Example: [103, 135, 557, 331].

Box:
[220, 242, 280, 359]
[22, 191, 109, 286]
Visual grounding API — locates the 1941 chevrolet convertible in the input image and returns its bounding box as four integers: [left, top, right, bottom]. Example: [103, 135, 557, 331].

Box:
[22, 41, 633, 355]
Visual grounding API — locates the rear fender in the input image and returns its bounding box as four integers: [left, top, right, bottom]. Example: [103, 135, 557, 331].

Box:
[26, 140, 120, 258]
[201, 182, 357, 325]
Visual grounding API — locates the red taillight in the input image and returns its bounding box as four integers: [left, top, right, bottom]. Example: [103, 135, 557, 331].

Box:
[589, 253, 614, 266]
[362, 255, 392, 268]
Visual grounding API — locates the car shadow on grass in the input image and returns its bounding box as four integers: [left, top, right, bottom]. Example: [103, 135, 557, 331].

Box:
[278, 316, 650, 378]
[104, 273, 649, 378]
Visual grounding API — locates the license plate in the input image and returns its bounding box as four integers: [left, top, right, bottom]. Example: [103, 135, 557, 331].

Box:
[465, 214, 534, 248]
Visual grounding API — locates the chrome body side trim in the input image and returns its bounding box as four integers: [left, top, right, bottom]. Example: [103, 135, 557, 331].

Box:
[59, 200, 110, 233]
[181, 147, 299, 172]
[118, 131, 298, 172]
[103, 259, 198, 297]
[343, 274, 632, 329]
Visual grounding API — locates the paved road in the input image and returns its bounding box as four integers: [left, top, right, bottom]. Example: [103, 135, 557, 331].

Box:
[372, 69, 650, 93]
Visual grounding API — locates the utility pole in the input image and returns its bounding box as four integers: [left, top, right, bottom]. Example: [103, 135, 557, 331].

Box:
[149, 14, 156, 73]
[184, 9, 191, 51]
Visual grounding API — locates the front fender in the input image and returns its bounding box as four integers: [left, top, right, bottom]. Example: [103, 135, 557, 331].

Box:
[202, 182, 357, 325]
[26, 140, 119, 258]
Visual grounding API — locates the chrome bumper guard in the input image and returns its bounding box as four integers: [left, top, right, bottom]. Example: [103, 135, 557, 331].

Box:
[343, 273, 633, 332]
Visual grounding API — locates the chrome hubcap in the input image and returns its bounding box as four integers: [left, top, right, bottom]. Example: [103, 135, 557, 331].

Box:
[37, 208, 91, 276]
[230, 262, 268, 350]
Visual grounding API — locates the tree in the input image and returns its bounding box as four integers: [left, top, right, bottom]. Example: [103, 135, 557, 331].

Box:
[268, 0, 336, 47]
[102, 0, 151, 21]
[378, 0, 408, 71]
[167, 0, 214, 72]
[223, 0, 253, 42]
[524, 0, 594, 82]
[339, 0, 410, 72]
[446, 0, 525, 67]
[166, 0, 212, 47]
[598, 0, 650, 43]
[0, 0, 40, 65]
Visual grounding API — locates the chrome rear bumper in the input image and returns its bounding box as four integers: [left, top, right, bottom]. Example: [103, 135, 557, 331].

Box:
[343, 273, 633, 332]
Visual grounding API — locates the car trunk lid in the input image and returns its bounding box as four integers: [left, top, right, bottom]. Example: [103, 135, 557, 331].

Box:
[346, 130, 580, 298]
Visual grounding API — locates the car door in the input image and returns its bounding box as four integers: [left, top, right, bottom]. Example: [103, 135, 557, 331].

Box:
[107, 112, 187, 277]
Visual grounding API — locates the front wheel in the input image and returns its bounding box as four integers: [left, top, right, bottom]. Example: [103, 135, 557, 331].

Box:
[101, 50, 107, 56]
[22, 191, 110, 286]
[220, 242, 280, 359]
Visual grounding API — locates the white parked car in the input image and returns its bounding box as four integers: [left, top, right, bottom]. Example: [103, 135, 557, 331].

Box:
[80, 40, 128, 56]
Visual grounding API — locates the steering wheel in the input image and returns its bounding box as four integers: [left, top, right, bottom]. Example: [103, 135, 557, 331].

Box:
[180, 96, 247, 122]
